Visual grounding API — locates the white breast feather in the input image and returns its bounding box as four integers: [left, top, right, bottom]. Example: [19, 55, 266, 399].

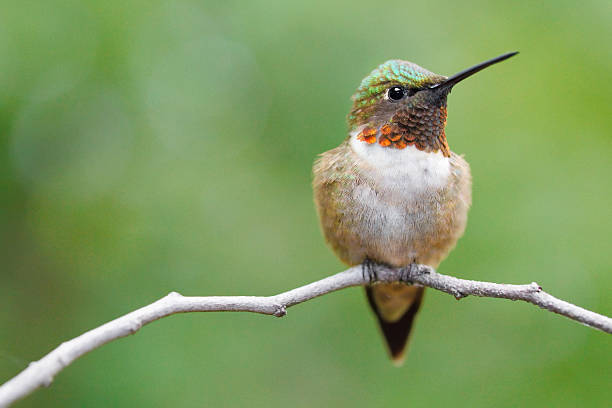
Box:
[349, 126, 450, 196]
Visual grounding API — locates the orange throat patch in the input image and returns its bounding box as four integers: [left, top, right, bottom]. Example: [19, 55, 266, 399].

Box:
[356, 106, 450, 157]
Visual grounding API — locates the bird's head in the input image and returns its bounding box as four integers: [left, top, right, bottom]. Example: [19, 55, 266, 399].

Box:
[348, 52, 518, 157]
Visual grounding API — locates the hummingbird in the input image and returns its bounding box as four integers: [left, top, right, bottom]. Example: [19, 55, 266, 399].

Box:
[313, 52, 518, 363]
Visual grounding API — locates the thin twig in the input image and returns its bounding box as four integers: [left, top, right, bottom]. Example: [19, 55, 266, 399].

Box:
[0, 264, 610, 407]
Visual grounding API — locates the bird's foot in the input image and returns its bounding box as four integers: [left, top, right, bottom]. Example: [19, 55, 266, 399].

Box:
[362, 259, 398, 283]
[362, 258, 379, 284]
[399, 260, 430, 284]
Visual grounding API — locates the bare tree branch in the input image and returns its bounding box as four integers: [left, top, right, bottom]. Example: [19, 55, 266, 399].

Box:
[0, 264, 610, 407]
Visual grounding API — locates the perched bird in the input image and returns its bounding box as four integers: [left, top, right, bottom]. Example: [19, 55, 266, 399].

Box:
[313, 52, 517, 363]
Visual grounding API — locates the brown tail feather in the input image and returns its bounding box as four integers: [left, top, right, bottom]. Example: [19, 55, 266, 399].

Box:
[365, 284, 425, 364]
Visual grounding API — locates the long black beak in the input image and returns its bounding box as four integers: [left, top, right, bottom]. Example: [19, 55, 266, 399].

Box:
[430, 51, 518, 92]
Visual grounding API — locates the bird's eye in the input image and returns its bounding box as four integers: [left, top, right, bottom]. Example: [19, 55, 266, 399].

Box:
[387, 86, 406, 101]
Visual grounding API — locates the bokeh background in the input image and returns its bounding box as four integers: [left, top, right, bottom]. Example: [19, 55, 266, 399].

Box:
[1, 0, 611, 407]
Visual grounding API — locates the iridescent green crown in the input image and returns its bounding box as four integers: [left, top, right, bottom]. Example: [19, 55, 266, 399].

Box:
[348, 60, 445, 127]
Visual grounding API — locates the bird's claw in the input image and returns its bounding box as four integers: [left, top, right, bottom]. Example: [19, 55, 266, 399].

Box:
[362, 258, 379, 284]
[400, 261, 430, 284]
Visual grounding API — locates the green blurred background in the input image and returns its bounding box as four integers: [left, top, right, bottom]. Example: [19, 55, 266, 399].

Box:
[1, 0, 610, 407]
